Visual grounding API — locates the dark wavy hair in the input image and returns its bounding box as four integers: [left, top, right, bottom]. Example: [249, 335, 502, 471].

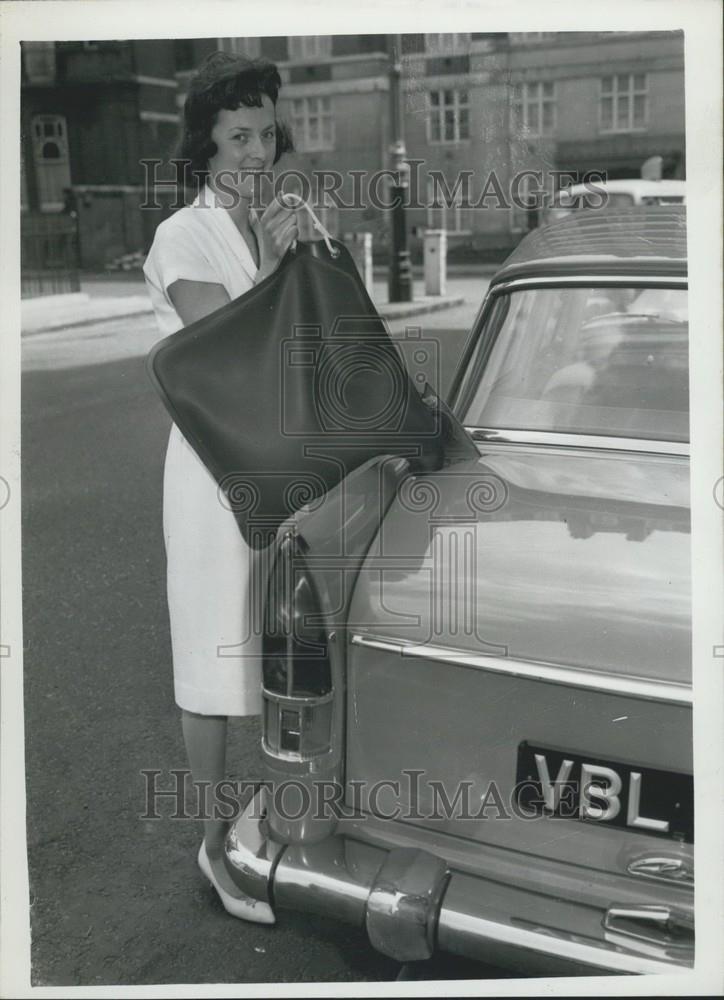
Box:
[176, 50, 294, 193]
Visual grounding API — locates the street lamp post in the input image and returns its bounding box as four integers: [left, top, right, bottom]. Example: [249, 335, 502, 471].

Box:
[387, 34, 412, 303]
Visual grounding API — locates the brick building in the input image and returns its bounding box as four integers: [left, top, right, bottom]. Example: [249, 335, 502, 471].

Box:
[256, 30, 685, 258]
[20, 31, 685, 275]
[21, 38, 216, 272]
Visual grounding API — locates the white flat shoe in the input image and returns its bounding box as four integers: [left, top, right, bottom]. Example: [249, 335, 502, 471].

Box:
[198, 841, 276, 924]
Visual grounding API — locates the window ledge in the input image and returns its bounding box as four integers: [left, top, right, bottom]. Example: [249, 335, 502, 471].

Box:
[598, 127, 649, 135]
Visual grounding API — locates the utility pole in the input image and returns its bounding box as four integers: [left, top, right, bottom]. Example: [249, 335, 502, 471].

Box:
[387, 34, 412, 302]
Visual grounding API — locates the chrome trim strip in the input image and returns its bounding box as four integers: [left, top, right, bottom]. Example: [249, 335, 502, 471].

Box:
[225, 787, 282, 905]
[262, 687, 334, 707]
[350, 635, 692, 705]
[603, 904, 694, 959]
[437, 907, 690, 975]
[490, 275, 688, 294]
[260, 738, 333, 765]
[366, 848, 449, 961]
[342, 811, 694, 908]
[227, 792, 693, 974]
[467, 427, 689, 457]
[627, 855, 695, 886]
[350, 636, 402, 655]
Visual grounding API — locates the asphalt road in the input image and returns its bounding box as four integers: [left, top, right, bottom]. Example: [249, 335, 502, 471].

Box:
[21, 315, 513, 986]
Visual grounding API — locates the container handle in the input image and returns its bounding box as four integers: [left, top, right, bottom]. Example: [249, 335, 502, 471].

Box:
[280, 193, 340, 259]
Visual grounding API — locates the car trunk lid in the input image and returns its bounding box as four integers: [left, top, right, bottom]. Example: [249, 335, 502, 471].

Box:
[344, 444, 692, 877]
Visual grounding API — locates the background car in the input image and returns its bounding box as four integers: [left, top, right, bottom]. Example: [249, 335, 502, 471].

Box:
[225, 207, 693, 978]
[543, 178, 686, 224]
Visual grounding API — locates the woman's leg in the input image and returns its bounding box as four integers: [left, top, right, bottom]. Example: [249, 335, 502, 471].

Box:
[181, 708, 241, 896]
[181, 709, 275, 923]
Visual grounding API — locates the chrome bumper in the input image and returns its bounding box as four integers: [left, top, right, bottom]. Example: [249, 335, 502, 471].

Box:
[226, 790, 694, 976]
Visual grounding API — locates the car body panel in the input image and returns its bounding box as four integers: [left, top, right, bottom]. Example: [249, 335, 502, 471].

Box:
[486, 208, 687, 285]
[344, 442, 692, 875]
[542, 180, 687, 226]
[345, 640, 692, 871]
[347, 447, 690, 682]
[225, 208, 694, 973]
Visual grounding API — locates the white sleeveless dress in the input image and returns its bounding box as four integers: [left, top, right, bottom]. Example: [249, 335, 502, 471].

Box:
[143, 185, 266, 716]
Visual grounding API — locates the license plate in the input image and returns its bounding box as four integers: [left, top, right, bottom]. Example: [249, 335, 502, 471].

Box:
[516, 742, 693, 842]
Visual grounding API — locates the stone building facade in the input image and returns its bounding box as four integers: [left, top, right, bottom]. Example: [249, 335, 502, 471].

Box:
[21, 31, 685, 270]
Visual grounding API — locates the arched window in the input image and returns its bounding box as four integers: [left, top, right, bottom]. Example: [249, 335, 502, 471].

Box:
[32, 114, 71, 211]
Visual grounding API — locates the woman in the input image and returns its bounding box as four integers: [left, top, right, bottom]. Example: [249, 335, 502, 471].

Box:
[143, 51, 298, 923]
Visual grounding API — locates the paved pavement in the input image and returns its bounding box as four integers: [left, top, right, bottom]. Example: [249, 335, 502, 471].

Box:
[20, 309, 511, 986]
[21, 270, 490, 337]
[22, 346, 400, 986]
[18, 264, 497, 986]
[21, 291, 153, 336]
[21, 275, 489, 375]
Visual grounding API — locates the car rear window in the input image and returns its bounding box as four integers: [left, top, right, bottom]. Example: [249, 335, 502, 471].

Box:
[461, 285, 689, 442]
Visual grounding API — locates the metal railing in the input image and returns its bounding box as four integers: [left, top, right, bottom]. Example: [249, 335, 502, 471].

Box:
[21, 212, 81, 298]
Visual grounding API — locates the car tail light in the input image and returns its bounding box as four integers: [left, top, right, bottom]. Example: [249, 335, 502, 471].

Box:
[262, 527, 333, 759]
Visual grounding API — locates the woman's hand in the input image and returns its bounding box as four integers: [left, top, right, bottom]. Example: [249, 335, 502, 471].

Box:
[253, 196, 299, 283]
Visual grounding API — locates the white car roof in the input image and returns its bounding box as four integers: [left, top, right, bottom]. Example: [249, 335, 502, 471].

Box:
[564, 179, 686, 198]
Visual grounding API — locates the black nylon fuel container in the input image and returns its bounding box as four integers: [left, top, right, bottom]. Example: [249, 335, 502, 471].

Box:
[146, 239, 446, 548]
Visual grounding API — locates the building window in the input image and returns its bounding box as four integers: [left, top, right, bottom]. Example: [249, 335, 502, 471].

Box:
[510, 33, 557, 44]
[174, 39, 196, 69]
[425, 34, 471, 54]
[218, 37, 262, 58]
[291, 96, 334, 151]
[426, 177, 472, 233]
[512, 81, 556, 137]
[23, 42, 56, 84]
[288, 36, 332, 61]
[600, 74, 647, 132]
[31, 114, 71, 212]
[427, 89, 470, 144]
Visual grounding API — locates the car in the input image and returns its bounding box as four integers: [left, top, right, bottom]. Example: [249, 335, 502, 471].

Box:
[543, 178, 686, 224]
[225, 207, 693, 978]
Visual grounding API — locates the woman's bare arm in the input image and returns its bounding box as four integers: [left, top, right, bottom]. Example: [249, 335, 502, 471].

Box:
[168, 279, 231, 327]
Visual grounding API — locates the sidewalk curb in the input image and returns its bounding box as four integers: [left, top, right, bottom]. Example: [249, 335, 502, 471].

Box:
[378, 295, 465, 320]
[22, 291, 91, 309]
[21, 303, 154, 337]
[22, 295, 468, 336]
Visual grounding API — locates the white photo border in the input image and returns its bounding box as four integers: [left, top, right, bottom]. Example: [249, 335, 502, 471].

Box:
[1, 1, 722, 997]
